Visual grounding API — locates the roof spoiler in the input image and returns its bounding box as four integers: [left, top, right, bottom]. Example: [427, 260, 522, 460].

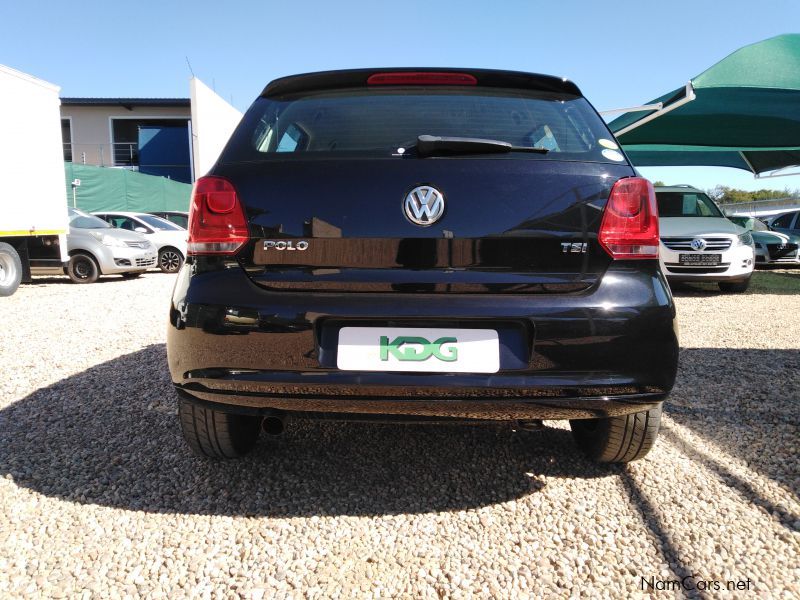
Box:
[261, 68, 582, 98]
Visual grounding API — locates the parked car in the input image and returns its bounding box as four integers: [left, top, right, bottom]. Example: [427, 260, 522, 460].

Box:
[655, 185, 754, 292]
[148, 210, 189, 229]
[167, 68, 679, 463]
[93, 211, 187, 273]
[728, 216, 800, 266]
[34, 208, 157, 283]
[766, 209, 800, 236]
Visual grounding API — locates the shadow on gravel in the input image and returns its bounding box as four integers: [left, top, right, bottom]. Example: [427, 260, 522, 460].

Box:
[26, 272, 170, 287]
[0, 345, 615, 517]
[660, 427, 799, 531]
[666, 348, 800, 503]
[620, 472, 710, 600]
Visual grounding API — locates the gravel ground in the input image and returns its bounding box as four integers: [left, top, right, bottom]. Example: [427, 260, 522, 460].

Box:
[0, 270, 798, 599]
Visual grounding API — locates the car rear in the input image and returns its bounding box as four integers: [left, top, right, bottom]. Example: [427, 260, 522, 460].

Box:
[167, 68, 679, 462]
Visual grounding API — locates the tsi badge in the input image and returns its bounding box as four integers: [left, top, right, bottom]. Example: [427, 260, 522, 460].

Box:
[263, 240, 309, 251]
[561, 242, 588, 254]
[380, 336, 457, 362]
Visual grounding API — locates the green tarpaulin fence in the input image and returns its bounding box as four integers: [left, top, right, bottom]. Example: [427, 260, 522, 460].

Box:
[64, 163, 191, 213]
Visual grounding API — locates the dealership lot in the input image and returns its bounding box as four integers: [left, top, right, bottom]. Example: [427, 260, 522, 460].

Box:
[0, 273, 798, 598]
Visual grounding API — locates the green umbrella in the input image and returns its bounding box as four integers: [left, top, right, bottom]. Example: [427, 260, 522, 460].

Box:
[608, 34, 800, 177]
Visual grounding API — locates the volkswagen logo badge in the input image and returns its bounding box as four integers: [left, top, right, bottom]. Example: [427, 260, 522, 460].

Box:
[690, 238, 707, 251]
[404, 185, 445, 226]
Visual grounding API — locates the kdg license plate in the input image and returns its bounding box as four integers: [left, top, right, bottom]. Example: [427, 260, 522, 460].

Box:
[337, 327, 500, 373]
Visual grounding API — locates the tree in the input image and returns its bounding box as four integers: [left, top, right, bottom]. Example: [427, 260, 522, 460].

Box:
[705, 186, 800, 204]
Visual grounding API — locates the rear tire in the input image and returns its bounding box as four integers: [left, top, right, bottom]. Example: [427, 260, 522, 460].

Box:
[178, 396, 261, 458]
[718, 277, 750, 293]
[67, 253, 99, 284]
[570, 405, 662, 463]
[158, 247, 184, 273]
[0, 242, 22, 297]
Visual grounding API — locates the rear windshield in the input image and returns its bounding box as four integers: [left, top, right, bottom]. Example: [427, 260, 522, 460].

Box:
[656, 191, 724, 218]
[221, 88, 625, 164]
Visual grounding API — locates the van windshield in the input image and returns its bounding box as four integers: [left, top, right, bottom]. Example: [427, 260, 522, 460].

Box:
[222, 88, 624, 164]
[655, 191, 724, 218]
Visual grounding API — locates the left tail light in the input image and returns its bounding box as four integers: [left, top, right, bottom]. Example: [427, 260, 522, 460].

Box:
[187, 176, 249, 255]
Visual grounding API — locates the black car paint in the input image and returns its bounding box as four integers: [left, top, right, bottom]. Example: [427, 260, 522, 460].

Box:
[167, 69, 679, 421]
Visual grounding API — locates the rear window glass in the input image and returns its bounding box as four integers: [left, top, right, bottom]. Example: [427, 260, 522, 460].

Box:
[656, 192, 724, 218]
[221, 88, 624, 164]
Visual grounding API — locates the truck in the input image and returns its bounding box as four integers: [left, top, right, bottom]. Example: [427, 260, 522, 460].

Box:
[0, 64, 69, 296]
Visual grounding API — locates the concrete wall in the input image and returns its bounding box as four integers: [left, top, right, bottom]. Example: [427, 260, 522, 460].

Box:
[61, 105, 190, 167]
[190, 78, 243, 178]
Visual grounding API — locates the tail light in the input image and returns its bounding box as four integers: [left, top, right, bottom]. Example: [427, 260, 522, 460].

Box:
[598, 177, 659, 259]
[187, 176, 249, 255]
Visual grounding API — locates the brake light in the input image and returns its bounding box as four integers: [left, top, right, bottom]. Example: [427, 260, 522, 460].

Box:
[367, 72, 477, 86]
[187, 176, 249, 255]
[598, 177, 659, 259]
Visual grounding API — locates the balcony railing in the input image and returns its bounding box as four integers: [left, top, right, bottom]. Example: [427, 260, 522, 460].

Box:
[62, 142, 140, 167]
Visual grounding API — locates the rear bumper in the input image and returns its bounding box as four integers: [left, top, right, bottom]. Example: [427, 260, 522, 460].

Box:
[167, 261, 679, 421]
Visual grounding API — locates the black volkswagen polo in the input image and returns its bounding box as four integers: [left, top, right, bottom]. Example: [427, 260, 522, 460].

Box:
[167, 68, 679, 463]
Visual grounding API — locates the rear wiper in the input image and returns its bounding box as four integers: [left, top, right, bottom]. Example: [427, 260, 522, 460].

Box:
[408, 135, 550, 157]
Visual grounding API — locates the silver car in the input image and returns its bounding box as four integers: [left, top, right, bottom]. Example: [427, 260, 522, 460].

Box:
[42, 208, 157, 283]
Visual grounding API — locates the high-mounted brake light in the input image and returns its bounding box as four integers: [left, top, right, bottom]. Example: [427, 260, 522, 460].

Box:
[598, 177, 659, 260]
[367, 72, 477, 86]
[188, 176, 249, 255]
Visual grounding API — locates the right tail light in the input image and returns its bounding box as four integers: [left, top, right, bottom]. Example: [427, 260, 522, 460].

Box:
[598, 177, 659, 259]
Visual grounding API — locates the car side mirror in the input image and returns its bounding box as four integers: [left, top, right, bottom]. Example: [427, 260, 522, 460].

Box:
[134, 227, 148, 234]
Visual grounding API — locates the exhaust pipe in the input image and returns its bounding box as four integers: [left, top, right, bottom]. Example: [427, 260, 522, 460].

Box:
[261, 414, 285, 436]
[517, 419, 544, 431]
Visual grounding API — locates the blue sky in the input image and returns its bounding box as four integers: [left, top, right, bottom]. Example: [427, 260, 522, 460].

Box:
[3, 0, 798, 191]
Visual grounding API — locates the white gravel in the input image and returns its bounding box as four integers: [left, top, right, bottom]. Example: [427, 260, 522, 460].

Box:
[0, 271, 798, 598]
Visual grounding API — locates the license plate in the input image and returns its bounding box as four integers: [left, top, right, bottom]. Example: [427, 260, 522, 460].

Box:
[337, 327, 499, 373]
[679, 253, 721, 265]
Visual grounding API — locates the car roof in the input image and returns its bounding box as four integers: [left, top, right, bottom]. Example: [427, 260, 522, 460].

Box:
[261, 67, 582, 99]
[93, 211, 149, 217]
[770, 209, 800, 217]
[653, 185, 704, 193]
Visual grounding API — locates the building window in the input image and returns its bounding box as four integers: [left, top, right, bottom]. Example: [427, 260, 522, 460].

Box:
[61, 119, 72, 162]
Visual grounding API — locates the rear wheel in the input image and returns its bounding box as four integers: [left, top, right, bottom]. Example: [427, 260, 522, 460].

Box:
[570, 405, 662, 463]
[67, 253, 99, 284]
[718, 277, 750, 293]
[178, 396, 261, 458]
[158, 247, 184, 273]
[0, 242, 22, 297]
